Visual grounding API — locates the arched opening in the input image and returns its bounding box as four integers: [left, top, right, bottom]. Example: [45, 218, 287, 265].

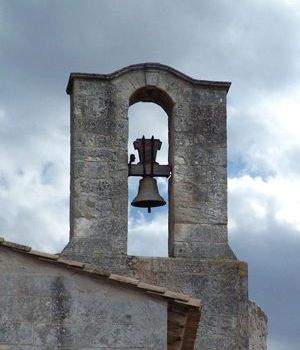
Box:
[127, 101, 169, 257]
[129, 85, 174, 116]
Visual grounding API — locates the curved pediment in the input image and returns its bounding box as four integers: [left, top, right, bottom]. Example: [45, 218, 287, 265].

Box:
[66, 62, 231, 94]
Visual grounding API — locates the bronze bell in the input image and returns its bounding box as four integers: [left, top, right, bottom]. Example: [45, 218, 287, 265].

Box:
[131, 176, 166, 213]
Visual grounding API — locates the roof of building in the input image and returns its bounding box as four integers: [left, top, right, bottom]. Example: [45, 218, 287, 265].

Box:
[0, 237, 202, 350]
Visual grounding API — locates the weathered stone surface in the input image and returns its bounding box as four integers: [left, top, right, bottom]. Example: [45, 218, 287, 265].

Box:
[66, 77, 128, 254]
[65, 64, 233, 260]
[249, 301, 268, 350]
[0, 247, 167, 350]
[173, 242, 235, 258]
[174, 223, 228, 243]
[60, 63, 267, 350]
[126, 256, 248, 350]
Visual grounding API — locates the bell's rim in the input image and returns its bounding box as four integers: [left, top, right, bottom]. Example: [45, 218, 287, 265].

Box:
[131, 199, 166, 208]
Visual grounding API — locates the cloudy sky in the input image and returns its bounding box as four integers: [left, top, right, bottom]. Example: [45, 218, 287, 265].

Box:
[1, 0, 300, 348]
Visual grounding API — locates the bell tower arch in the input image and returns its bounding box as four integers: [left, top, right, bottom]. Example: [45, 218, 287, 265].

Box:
[63, 63, 234, 261]
[62, 63, 266, 350]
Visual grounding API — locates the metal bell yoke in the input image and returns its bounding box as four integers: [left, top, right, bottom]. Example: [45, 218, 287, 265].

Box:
[128, 136, 171, 213]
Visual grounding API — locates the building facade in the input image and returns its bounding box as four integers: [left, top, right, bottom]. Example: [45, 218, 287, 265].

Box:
[0, 239, 201, 349]
[0, 63, 267, 349]
[62, 63, 267, 349]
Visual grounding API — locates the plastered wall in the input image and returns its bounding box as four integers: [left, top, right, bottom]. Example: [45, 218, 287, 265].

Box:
[0, 246, 167, 350]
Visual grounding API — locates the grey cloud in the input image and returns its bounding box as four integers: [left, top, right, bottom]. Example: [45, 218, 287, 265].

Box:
[230, 223, 300, 350]
[2, 0, 299, 93]
[228, 101, 300, 177]
[229, 174, 300, 349]
[1, 0, 300, 348]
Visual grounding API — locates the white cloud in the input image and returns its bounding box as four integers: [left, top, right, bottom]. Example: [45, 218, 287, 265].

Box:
[229, 175, 300, 235]
[228, 85, 300, 347]
[228, 86, 300, 240]
[128, 211, 168, 257]
[1, 0, 300, 347]
[128, 102, 169, 164]
[0, 105, 69, 252]
[229, 87, 300, 176]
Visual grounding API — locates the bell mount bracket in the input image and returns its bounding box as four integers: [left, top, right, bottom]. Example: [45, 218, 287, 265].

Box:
[128, 136, 171, 178]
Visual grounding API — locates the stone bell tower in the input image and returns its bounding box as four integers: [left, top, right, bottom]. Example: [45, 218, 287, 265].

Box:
[62, 63, 267, 350]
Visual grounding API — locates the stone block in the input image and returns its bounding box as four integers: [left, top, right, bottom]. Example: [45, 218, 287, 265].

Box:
[173, 241, 235, 258]
[174, 146, 227, 167]
[173, 223, 228, 243]
[173, 200, 227, 225]
[72, 194, 113, 219]
[73, 178, 127, 200]
[72, 147, 127, 168]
